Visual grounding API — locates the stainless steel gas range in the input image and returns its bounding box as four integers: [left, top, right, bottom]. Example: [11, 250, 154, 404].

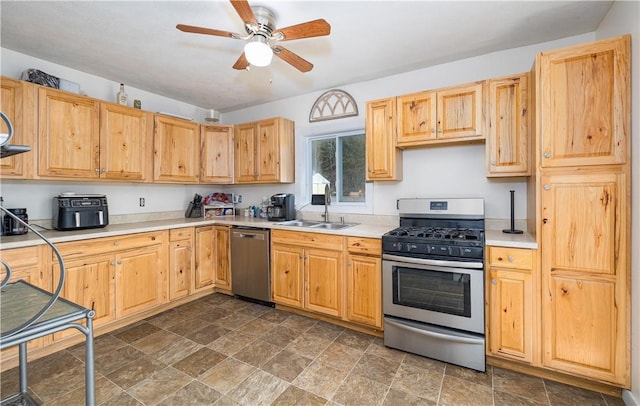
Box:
[382, 198, 486, 371]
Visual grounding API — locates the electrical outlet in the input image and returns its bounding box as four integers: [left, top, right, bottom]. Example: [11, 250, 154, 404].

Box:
[139, 197, 145, 207]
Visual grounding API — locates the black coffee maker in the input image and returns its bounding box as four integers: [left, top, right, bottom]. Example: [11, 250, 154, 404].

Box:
[2, 208, 28, 235]
[267, 194, 295, 221]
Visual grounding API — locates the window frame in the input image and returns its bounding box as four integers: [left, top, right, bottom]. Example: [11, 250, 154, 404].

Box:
[303, 129, 372, 213]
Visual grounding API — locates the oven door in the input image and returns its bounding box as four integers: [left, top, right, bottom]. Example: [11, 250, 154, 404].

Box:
[382, 254, 484, 334]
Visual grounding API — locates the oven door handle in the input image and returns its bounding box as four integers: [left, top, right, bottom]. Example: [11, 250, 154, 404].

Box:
[382, 254, 483, 269]
[385, 318, 484, 345]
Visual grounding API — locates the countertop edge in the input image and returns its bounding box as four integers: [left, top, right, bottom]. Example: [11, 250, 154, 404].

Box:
[485, 230, 538, 250]
[0, 216, 396, 250]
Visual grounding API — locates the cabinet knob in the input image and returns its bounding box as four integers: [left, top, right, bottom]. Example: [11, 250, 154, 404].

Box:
[437, 128, 442, 133]
[508, 255, 514, 262]
[178, 232, 183, 236]
[117, 260, 122, 265]
[544, 152, 551, 158]
[431, 128, 436, 133]
[347, 262, 352, 267]
[101, 168, 107, 172]
[114, 241, 120, 246]
[94, 168, 100, 173]
[543, 184, 551, 191]
[111, 261, 116, 266]
[491, 279, 497, 285]
[491, 161, 496, 166]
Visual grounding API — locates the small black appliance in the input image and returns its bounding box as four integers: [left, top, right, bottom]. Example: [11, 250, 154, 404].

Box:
[53, 194, 109, 231]
[267, 193, 295, 221]
[2, 208, 28, 235]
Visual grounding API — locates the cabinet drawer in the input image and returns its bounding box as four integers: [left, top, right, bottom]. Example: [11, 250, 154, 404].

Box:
[346, 237, 381, 256]
[55, 231, 166, 259]
[1, 246, 42, 269]
[272, 230, 344, 251]
[488, 247, 534, 270]
[170, 227, 192, 242]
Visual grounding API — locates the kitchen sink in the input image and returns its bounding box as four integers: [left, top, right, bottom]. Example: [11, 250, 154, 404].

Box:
[276, 220, 357, 230]
[309, 222, 356, 230]
[276, 220, 323, 227]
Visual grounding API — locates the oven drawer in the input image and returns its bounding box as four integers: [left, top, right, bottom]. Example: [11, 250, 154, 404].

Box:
[488, 247, 533, 270]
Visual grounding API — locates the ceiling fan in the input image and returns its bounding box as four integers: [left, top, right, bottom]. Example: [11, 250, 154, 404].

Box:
[176, 0, 331, 72]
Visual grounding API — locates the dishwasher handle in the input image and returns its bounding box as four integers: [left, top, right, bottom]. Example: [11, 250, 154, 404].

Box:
[232, 231, 266, 240]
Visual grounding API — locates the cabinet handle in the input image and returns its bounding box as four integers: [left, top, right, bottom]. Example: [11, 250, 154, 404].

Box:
[507, 256, 514, 262]
[94, 168, 100, 173]
[101, 168, 107, 172]
[437, 128, 442, 133]
[178, 232, 183, 236]
[117, 260, 122, 265]
[491, 279, 497, 285]
[543, 184, 551, 191]
[347, 262, 352, 267]
[544, 152, 551, 158]
[491, 161, 496, 166]
[114, 241, 119, 246]
[431, 128, 436, 133]
[111, 261, 116, 266]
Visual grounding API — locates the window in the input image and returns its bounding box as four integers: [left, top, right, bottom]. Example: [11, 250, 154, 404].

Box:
[309, 130, 366, 203]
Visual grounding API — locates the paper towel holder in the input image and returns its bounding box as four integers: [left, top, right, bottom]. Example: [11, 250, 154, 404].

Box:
[503, 190, 523, 234]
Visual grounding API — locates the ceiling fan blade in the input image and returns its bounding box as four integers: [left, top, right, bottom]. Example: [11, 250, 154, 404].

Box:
[272, 46, 313, 73]
[230, 0, 257, 24]
[233, 53, 249, 70]
[176, 24, 238, 38]
[275, 19, 331, 41]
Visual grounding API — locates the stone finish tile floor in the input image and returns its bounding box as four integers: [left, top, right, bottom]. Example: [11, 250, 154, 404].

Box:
[0, 293, 627, 406]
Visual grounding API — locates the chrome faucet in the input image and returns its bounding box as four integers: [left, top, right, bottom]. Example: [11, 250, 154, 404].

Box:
[323, 184, 330, 223]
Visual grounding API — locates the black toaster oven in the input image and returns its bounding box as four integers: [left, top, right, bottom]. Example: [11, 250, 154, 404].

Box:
[53, 194, 109, 231]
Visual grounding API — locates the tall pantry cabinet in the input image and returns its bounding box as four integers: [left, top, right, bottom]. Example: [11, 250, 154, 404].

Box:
[533, 35, 630, 387]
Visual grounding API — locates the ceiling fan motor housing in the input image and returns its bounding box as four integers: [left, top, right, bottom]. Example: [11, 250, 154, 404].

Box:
[248, 6, 276, 37]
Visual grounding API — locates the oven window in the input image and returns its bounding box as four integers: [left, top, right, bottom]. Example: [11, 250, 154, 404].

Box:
[392, 266, 471, 317]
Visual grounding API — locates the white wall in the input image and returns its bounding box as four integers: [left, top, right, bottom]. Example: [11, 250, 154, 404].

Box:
[596, 2, 640, 404]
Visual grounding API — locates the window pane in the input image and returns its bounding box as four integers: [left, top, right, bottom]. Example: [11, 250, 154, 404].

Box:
[311, 138, 336, 196]
[338, 134, 365, 202]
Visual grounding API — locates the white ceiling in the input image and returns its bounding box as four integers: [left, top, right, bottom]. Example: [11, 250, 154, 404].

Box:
[1, 1, 613, 113]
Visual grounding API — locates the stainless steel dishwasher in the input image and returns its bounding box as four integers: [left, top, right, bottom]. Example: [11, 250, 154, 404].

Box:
[230, 226, 272, 304]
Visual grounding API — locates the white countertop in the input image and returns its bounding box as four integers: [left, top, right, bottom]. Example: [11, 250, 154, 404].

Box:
[485, 229, 537, 249]
[0, 216, 397, 250]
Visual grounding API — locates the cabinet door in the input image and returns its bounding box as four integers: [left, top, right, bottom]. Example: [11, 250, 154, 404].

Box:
[538, 35, 629, 167]
[214, 225, 231, 291]
[304, 248, 342, 317]
[541, 170, 628, 384]
[271, 244, 304, 308]
[0, 77, 36, 178]
[346, 254, 382, 328]
[100, 103, 153, 181]
[396, 91, 437, 146]
[38, 87, 100, 178]
[153, 115, 200, 183]
[256, 118, 280, 182]
[194, 226, 215, 291]
[488, 268, 533, 362]
[169, 240, 193, 300]
[0, 246, 49, 360]
[486, 74, 529, 176]
[437, 82, 484, 140]
[201, 125, 233, 184]
[53, 253, 115, 339]
[365, 98, 401, 180]
[115, 244, 167, 318]
[234, 122, 257, 183]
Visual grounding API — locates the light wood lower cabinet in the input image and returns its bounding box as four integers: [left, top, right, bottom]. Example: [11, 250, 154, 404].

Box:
[271, 230, 344, 318]
[169, 228, 193, 300]
[213, 226, 231, 292]
[346, 237, 382, 328]
[487, 246, 536, 363]
[51, 231, 168, 340]
[0, 246, 50, 360]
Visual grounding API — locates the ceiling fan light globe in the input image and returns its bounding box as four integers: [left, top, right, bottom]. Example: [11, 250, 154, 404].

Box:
[244, 40, 273, 67]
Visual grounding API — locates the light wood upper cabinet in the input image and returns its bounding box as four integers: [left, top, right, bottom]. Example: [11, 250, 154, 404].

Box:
[365, 97, 402, 181]
[100, 103, 153, 181]
[38, 87, 100, 179]
[487, 246, 536, 363]
[233, 117, 294, 184]
[153, 114, 200, 183]
[396, 82, 484, 148]
[486, 73, 530, 177]
[539, 169, 628, 385]
[537, 35, 629, 167]
[396, 91, 437, 145]
[0, 77, 37, 179]
[201, 124, 233, 184]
